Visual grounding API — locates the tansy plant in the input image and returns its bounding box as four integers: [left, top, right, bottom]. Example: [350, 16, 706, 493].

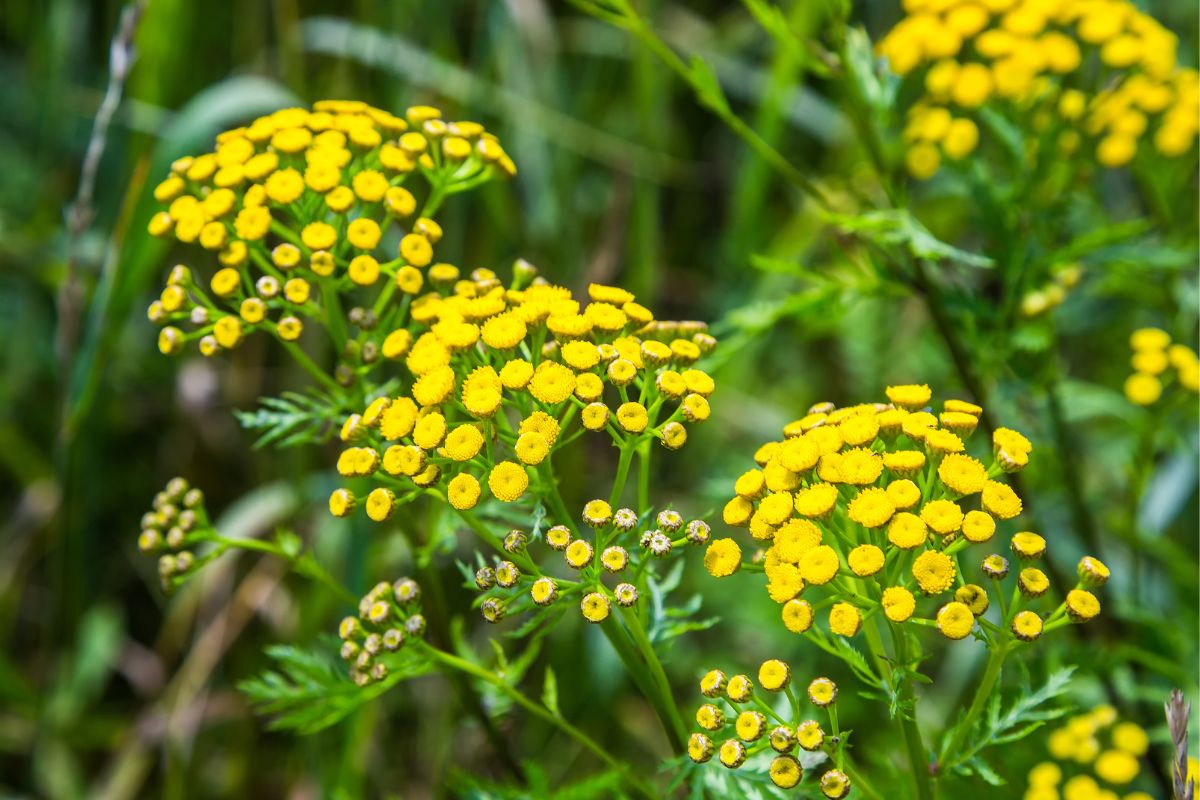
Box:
[706, 384, 1109, 798]
[140, 97, 723, 797]
[146, 99, 515, 424]
[685, 660, 875, 799]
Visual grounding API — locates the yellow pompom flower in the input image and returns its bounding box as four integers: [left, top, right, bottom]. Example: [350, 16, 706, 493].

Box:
[882, 586, 916, 622]
[936, 601, 975, 640]
[488, 462, 529, 503]
[446, 473, 481, 510]
[704, 538, 742, 577]
[1012, 610, 1044, 641]
[913, 550, 956, 595]
[828, 603, 862, 637]
[758, 659, 790, 691]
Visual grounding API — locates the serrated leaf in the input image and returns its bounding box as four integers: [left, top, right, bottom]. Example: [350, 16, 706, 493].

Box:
[237, 642, 433, 734]
[234, 390, 343, 449]
[825, 208, 994, 269]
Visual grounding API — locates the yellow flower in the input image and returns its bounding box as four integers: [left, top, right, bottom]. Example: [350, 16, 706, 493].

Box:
[781, 599, 814, 633]
[798, 545, 839, 585]
[1011, 610, 1043, 641]
[807, 677, 837, 707]
[616, 402, 649, 433]
[936, 601, 975, 640]
[580, 592, 610, 623]
[446, 473, 481, 510]
[882, 586, 916, 622]
[961, 510, 996, 543]
[847, 544, 885, 577]
[885, 383, 932, 409]
[442, 425, 484, 462]
[847, 487, 895, 528]
[920, 499, 964, 535]
[488, 461, 528, 502]
[913, 551, 956, 595]
[301, 221, 337, 251]
[773, 519, 822, 562]
[1111, 722, 1149, 756]
[796, 720, 824, 751]
[735, 710, 765, 741]
[982, 480, 1023, 519]
[1066, 589, 1101, 623]
[769, 755, 802, 789]
[704, 538, 741, 577]
[581, 402, 609, 431]
[758, 659, 790, 691]
[529, 361, 576, 405]
[938, 453, 988, 495]
[828, 603, 862, 637]
[718, 739, 746, 769]
[793, 482, 838, 518]
[1124, 373, 1162, 405]
[886, 478, 921, 510]
[687, 733, 714, 763]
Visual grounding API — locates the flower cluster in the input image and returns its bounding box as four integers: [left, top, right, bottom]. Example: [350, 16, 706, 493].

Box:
[1020, 263, 1083, 318]
[1123, 327, 1199, 406]
[146, 99, 513, 374]
[471, 501, 712, 625]
[1025, 705, 1158, 800]
[708, 385, 1107, 648]
[687, 660, 853, 797]
[135, 477, 211, 591]
[327, 268, 716, 521]
[877, 0, 1199, 178]
[336, 577, 428, 687]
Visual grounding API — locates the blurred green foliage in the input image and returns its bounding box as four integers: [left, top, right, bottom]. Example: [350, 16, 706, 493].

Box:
[1, 0, 1197, 797]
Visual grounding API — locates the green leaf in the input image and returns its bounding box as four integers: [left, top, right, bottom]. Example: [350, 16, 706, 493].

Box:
[688, 57, 730, 114]
[238, 642, 433, 734]
[542, 667, 560, 717]
[825, 208, 994, 269]
[951, 666, 1076, 773]
[233, 390, 343, 449]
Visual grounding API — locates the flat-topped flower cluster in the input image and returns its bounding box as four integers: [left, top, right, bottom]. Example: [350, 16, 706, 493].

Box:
[147, 100, 513, 372]
[329, 270, 715, 522]
[707, 385, 1107, 651]
[878, 0, 1198, 178]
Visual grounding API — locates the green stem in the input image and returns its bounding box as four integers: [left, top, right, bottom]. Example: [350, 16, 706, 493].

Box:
[609, 441, 635, 508]
[842, 756, 885, 800]
[277, 338, 342, 396]
[212, 535, 356, 604]
[940, 638, 1010, 772]
[618, 607, 687, 751]
[636, 438, 651, 511]
[893, 632, 937, 800]
[422, 645, 657, 800]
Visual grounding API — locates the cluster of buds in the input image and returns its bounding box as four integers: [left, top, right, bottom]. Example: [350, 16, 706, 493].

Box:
[473, 501, 712, 625]
[136, 477, 210, 591]
[337, 577, 427, 687]
[688, 659, 852, 797]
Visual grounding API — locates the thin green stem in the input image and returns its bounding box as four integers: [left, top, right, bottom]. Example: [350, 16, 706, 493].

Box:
[211, 534, 356, 604]
[609, 441, 635, 508]
[636, 438, 651, 511]
[422, 645, 657, 800]
[892, 630, 937, 800]
[618, 607, 687, 751]
[276, 338, 342, 396]
[940, 638, 1010, 772]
